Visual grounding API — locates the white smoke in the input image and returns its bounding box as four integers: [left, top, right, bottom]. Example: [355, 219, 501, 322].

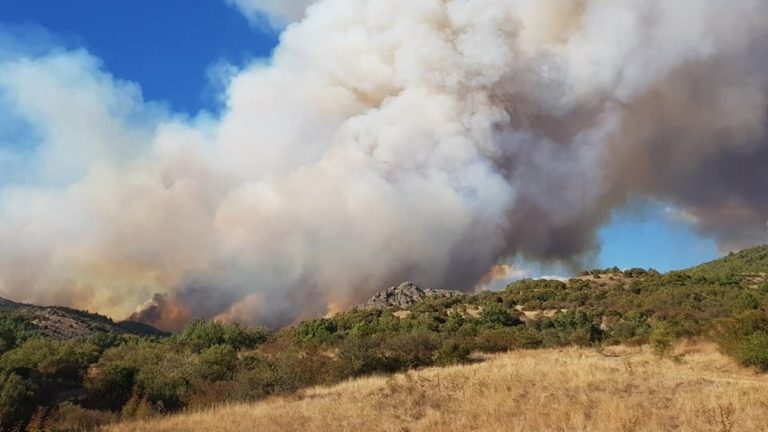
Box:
[0, 0, 767, 329]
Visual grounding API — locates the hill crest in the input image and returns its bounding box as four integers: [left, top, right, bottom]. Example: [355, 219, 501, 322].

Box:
[0, 296, 168, 339]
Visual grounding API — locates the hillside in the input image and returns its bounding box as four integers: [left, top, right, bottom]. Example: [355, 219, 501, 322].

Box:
[688, 245, 768, 278]
[0, 296, 168, 340]
[2, 245, 768, 431]
[109, 342, 768, 432]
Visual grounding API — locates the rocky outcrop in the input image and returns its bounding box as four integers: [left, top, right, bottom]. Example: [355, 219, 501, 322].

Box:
[362, 282, 464, 309]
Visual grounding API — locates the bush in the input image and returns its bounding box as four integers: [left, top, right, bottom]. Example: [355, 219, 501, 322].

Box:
[714, 311, 768, 371]
[84, 364, 136, 411]
[0, 338, 99, 385]
[607, 312, 651, 345]
[733, 293, 760, 313]
[294, 319, 338, 345]
[479, 305, 522, 328]
[87, 332, 126, 352]
[0, 312, 37, 355]
[381, 333, 439, 369]
[543, 311, 603, 346]
[0, 372, 36, 430]
[231, 355, 289, 399]
[44, 402, 119, 431]
[95, 342, 194, 410]
[196, 345, 237, 382]
[734, 332, 768, 370]
[434, 340, 471, 366]
[231, 349, 332, 400]
[121, 391, 159, 420]
[179, 320, 270, 352]
[334, 336, 386, 378]
[475, 328, 541, 352]
[623, 268, 650, 278]
[650, 322, 674, 358]
[760, 282, 768, 294]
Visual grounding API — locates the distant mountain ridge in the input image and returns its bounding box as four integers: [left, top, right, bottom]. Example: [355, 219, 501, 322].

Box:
[0, 296, 168, 339]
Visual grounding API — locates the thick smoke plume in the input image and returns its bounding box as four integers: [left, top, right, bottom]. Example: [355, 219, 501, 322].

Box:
[1, 0, 767, 329]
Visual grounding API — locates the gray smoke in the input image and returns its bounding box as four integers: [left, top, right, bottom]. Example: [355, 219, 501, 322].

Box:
[0, 0, 767, 329]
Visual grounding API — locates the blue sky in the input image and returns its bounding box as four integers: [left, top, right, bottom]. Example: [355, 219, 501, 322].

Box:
[0, 0, 277, 114]
[0, 1, 720, 274]
[596, 204, 717, 272]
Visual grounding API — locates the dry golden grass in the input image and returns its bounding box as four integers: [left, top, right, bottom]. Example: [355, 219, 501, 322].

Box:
[107, 342, 768, 432]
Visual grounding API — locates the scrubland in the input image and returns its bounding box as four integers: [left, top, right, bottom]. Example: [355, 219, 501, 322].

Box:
[3, 245, 768, 431]
[109, 342, 768, 432]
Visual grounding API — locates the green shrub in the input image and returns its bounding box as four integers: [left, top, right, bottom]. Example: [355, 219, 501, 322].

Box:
[381, 333, 439, 369]
[733, 293, 760, 313]
[84, 364, 136, 411]
[196, 345, 237, 382]
[95, 342, 194, 410]
[714, 311, 768, 371]
[759, 282, 768, 294]
[0, 312, 37, 355]
[623, 268, 650, 278]
[232, 349, 332, 400]
[87, 332, 126, 352]
[442, 313, 466, 333]
[334, 336, 387, 378]
[734, 332, 768, 370]
[0, 338, 99, 385]
[0, 372, 36, 430]
[179, 320, 270, 352]
[434, 340, 471, 366]
[232, 355, 287, 399]
[479, 305, 522, 328]
[475, 328, 540, 352]
[607, 312, 651, 345]
[649, 322, 674, 358]
[294, 319, 338, 345]
[540, 311, 603, 346]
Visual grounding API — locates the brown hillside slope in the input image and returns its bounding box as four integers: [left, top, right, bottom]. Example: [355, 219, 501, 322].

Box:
[108, 343, 768, 432]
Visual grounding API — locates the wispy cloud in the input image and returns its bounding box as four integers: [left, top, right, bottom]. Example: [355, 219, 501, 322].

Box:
[663, 206, 699, 225]
[226, 0, 316, 28]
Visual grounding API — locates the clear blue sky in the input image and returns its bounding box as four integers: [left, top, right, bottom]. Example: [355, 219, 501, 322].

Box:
[596, 203, 717, 272]
[0, 1, 720, 273]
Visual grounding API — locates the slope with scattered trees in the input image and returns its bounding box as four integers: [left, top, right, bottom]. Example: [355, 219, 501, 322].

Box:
[0, 245, 767, 431]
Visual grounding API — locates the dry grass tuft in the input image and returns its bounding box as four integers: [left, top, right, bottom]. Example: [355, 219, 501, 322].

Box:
[107, 342, 768, 432]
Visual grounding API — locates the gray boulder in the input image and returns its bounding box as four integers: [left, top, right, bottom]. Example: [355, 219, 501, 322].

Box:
[362, 282, 464, 309]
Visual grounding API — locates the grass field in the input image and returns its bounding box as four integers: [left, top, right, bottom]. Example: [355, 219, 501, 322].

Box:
[107, 342, 768, 432]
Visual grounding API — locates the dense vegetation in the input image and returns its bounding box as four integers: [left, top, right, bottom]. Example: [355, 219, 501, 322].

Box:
[1, 245, 767, 431]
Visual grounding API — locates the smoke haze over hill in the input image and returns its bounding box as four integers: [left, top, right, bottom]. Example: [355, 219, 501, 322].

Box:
[0, 0, 767, 329]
